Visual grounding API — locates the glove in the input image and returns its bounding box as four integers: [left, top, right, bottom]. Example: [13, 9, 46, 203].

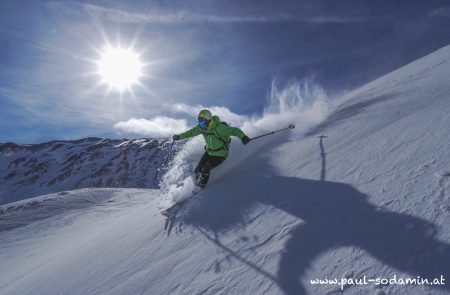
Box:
[172, 134, 181, 141]
[241, 135, 250, 145]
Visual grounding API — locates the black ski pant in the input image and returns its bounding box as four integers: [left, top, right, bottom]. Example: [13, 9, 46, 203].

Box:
[194, 152, 226, 188]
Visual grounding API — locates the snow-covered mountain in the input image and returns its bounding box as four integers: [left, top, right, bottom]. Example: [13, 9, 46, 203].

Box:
[0, 46, 449, 295]
[0, 138, 178, 205]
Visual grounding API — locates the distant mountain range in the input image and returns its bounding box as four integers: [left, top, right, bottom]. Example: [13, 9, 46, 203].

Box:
[0, 137, 179, 205]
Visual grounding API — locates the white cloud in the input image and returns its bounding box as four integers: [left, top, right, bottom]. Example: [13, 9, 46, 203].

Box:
[166, 103, 248, 126]
[113, 104, 248, 139]
[114, 117, 189, 137]
[115, 79, 330, 140]
[47, 2, 365, 25]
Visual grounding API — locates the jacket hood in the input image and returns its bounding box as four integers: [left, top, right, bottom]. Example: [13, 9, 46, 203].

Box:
[211, 115, 220, 124]
[208, 115, 221, 129]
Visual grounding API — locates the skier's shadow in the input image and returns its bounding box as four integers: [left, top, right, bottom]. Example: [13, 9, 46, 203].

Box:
[181, 162, 450, 294]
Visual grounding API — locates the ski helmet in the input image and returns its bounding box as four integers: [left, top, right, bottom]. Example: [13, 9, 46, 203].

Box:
[198, 109, 212, 121]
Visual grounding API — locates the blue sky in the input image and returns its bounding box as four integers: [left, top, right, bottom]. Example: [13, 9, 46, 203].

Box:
[1, 0, 450, 143]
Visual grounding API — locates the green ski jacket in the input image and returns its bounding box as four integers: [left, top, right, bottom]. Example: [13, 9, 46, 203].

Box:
[179, 116, 246, 158]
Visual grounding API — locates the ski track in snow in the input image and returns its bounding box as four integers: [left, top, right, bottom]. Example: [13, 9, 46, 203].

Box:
[1, 46, 450, 295]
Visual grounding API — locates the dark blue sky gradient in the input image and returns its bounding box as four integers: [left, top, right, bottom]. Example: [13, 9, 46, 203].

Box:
[1, 0, 450, 143]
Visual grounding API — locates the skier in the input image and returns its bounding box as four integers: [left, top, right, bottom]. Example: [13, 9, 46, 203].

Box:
[172, 109, 250, 190]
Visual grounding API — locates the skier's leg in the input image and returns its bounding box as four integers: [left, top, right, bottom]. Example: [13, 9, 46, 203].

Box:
[194, 152, 209, 182]
[197, 155, 225, 188]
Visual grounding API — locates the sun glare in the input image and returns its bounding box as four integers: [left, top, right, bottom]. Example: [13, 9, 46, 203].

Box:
[97, 46, 143, 91]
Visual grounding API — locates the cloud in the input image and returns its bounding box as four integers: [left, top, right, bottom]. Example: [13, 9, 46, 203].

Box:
[47, 2, 365, 25]
[430, 7, 450, 17]
[166, 103, 248, 126]
[113, 104, 248, 138]
[113, 116, 189, 137]
[115, 79, 330, 140]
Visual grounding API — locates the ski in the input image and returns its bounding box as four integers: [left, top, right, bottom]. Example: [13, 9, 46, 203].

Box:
[160, 187, 203, 217]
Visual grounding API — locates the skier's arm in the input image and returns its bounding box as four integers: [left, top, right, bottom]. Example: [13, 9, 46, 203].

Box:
[221, 126, 246, 140]
[178, 126, 202, 139]
[220, 126, 251, 145]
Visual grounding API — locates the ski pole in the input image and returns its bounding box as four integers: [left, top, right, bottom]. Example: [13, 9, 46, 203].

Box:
[250, 124, 295, 142]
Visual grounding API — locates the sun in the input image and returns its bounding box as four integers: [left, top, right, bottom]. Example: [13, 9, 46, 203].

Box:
[97, 46, 143, 92]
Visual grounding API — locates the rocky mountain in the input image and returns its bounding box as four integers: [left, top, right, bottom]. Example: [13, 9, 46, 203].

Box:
[0, 137, 179, 205]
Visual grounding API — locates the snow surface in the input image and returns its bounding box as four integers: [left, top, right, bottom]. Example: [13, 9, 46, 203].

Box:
[1, 46, 450, 294]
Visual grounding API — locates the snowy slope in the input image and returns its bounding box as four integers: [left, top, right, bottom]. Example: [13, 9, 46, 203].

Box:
[1, 46, 450, 295]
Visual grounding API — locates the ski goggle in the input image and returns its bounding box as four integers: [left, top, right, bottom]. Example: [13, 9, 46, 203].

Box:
[198, 118, 209, 128]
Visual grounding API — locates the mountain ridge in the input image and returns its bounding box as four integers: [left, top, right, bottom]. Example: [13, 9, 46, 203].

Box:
[0, 137, 179, 205]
